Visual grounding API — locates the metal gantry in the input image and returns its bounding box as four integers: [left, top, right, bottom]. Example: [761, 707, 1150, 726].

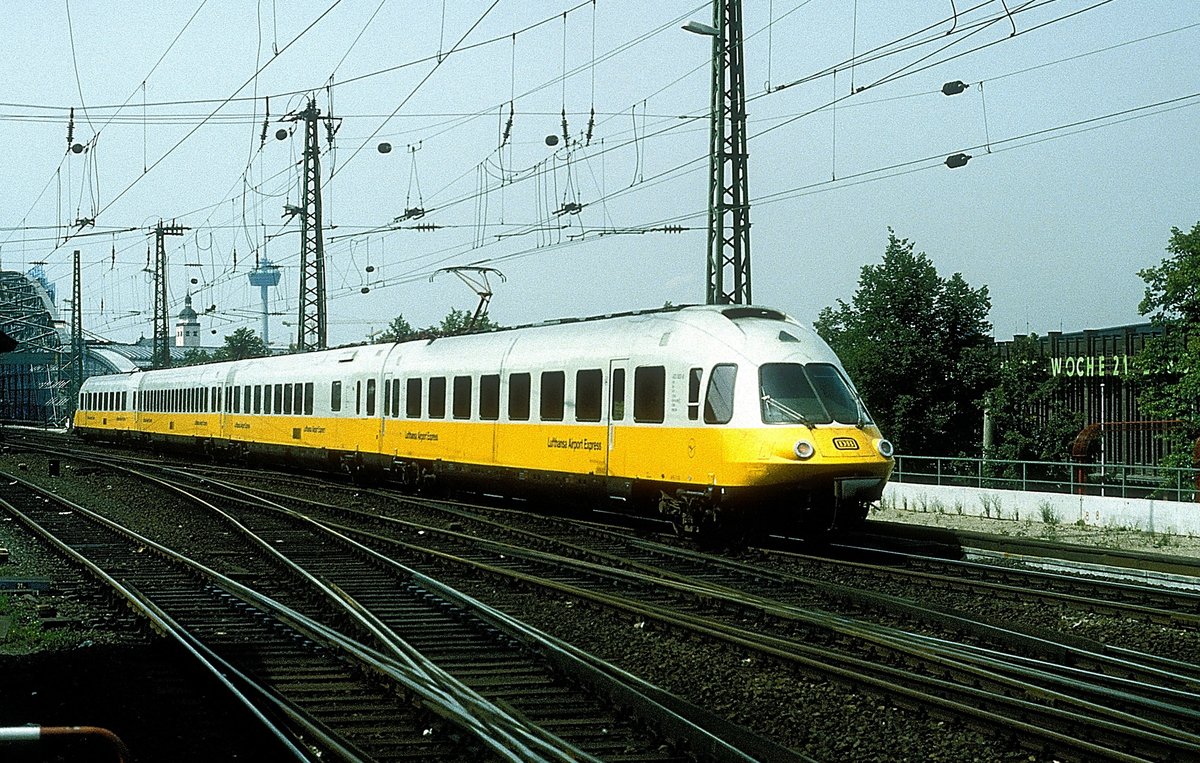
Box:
[0, 270, 70, 425]
[705, 0, 752, 306]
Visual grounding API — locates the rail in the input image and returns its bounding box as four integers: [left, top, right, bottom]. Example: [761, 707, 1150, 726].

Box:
[892, 454, 1199, 502]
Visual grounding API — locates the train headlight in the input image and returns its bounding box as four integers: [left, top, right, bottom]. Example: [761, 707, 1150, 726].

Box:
[793, 440, 815, 460]
[875, 439, 894, 458]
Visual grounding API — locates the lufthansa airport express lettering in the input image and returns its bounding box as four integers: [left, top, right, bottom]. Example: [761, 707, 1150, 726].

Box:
[405, 431, 439, 442]
[1049, 354, 1130, 378]
[547, 436, 603, 452]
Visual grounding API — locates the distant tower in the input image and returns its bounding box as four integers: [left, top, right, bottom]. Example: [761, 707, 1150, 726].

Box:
[175, 293, 200, 347]
[248, 259, 281, 346]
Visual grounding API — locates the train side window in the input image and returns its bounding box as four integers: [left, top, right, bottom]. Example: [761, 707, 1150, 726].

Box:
[304, 383, 314, 415]
[703, 364, 737, 424]
[452, 376, 472, 419]
[391, 379, 401, 418]
[508, 373, 531, 421]
[244, 386, 252, 414]
[611, 369, 626, 421]
[330, 381, 342, 412]
[428, 377, 447, 419]
[366, 379, 376, 416]
[406, 378, 422, 418]
[293, 383, 305, 416]
[262, 385, 271, 415]
[355, 381, 362, 415]
[253, 385, 262, 414]
[383, 379, 391, 417]
[688, 368, 702, 421]
[576, 369, 603, 422]
[633, 366, 666, 423]
[274, 384, 284, 414]
[479, 374, 500, 420]
[283, 383, 294, 415]
[232, 386, 241, 414]
[540, 371, 565, 422]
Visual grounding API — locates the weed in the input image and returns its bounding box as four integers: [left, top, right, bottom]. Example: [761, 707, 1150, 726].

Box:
[1152, 532, 1178, 549]
[979, 494, 1002, 518]
[1039, 501, 1060, 526]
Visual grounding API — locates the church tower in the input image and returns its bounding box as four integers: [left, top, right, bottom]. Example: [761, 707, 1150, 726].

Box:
[175, 293, 201, 347]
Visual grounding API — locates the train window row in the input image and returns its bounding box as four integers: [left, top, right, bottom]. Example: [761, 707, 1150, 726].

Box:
[80, 391, 128, 412]
[82, 383, 317, 416]
[222, 383, 316, 416]
[80, 364, 742, 425]
[366, 364, 738, 426]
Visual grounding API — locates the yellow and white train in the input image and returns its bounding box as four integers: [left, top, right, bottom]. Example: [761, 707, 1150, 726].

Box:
[75, 305, 893, 534]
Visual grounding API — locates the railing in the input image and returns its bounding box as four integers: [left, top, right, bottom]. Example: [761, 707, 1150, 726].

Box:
[892, 454, 1198, 503]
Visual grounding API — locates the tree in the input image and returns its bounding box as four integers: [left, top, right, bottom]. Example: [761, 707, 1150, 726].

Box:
[213, 327, 269, 361]
[377, 315, 418, 343]
[435, 308, 498, 336]
[178, 347, 213, 366]
[373, 309, 500, 343]
[815, 231, 994, 456]
[1135, 221, 1200, 467]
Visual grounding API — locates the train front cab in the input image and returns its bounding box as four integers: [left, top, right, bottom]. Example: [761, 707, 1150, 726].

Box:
[638, 356, 892, 536]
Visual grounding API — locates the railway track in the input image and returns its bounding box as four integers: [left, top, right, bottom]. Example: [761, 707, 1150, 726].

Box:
[155, 469, 1200, 763]
[11, 434, 1200, 760]
[0, 446, 794, 762]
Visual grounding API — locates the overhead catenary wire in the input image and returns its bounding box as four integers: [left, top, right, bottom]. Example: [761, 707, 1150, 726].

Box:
[9, 0, 1190, 340]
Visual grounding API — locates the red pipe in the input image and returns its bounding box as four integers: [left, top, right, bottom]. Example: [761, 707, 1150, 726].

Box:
[0, 725, 129, 762]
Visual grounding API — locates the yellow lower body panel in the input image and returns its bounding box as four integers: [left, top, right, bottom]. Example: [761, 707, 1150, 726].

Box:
[78, 412, 891, 495]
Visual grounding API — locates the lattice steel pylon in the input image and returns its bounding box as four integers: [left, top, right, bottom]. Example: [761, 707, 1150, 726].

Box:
[705, 0, 752, 305]
[286, 98, 338, 352]
[70, 250, 83, 396]
[152, 221, 187, 368]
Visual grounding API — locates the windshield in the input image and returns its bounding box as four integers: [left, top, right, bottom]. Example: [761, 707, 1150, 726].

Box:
[759, 362, 867, 425]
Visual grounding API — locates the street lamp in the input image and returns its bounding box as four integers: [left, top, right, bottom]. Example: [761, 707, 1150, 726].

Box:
[682, 20, 718, 36]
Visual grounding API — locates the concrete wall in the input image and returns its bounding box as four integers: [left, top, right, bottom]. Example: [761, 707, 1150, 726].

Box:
[883, 482, 1200, 536]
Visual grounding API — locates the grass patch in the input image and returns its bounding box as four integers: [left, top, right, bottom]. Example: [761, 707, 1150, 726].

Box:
[0, 594, 77, 654]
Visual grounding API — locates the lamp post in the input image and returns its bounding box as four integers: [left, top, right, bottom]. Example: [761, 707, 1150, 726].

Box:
[1099, 381, 1106, 497]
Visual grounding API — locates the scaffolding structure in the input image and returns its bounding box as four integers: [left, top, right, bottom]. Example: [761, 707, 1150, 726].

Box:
[0, 270, 73, 426]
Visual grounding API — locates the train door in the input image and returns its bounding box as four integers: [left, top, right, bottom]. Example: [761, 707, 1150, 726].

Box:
[606, 359, 628, 476]
[380, 372, 395, 449]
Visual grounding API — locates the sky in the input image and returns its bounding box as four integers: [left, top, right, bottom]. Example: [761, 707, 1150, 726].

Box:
[1, 0, 1197, 349]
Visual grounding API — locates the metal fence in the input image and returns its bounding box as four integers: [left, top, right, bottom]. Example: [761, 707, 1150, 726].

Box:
[892, 455, 1198, 503]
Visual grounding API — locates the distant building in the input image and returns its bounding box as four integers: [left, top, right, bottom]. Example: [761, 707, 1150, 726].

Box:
[993, 323, 1169, 468]
[0, 269, 223, 426]
[175, 293, 201, 347]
